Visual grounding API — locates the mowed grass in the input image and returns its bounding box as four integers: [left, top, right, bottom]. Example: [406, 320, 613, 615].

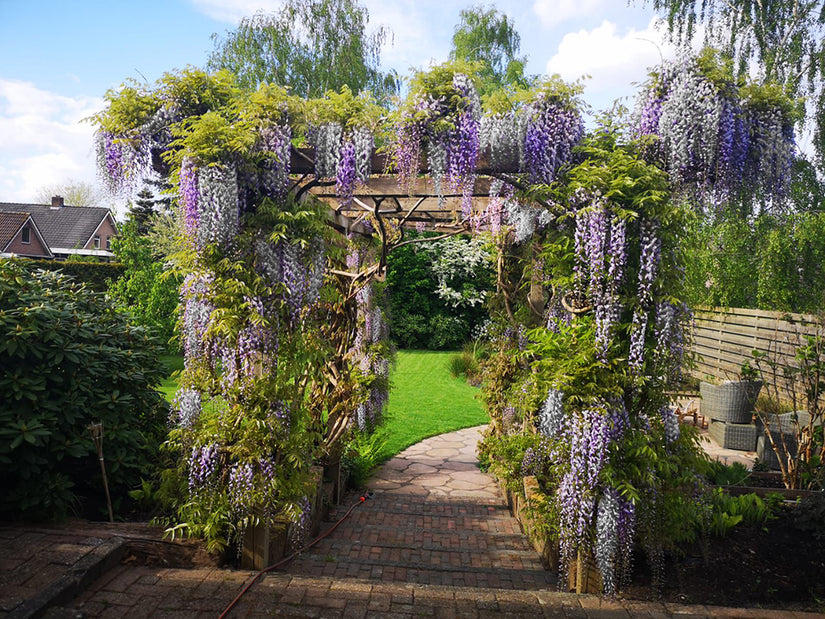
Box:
[158, 354, 184, 403]
[374, 350, 488, 462]
[154, 350, 489, 462]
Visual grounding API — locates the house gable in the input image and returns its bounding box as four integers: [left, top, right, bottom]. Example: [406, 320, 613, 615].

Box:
[0, 212, 52, 258]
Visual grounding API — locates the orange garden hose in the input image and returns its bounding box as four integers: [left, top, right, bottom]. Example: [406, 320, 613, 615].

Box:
[218, 493, 371, 619]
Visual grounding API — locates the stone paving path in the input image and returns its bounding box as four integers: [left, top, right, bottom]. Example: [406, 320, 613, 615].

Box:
[286, 425, 555, 590]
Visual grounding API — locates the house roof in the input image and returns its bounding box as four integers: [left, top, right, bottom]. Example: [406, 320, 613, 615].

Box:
[0, 202, 114, 251]
[0, 211, 30, 249]
[0, 211, 52, 257]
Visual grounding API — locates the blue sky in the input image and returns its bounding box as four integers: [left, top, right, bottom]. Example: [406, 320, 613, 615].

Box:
[0, 0, 679, 210]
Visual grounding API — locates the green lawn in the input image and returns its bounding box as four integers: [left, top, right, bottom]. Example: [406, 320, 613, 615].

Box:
[155, 350, 489, 462]
[374, 350, 489, 462]
[158, 355, 184, 403]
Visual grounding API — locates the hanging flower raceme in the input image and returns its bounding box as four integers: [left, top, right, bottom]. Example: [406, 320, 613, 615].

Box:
[634, 52, 797, 210]
[520, 94, 584, 185]
[558, 409, 611, 569]
[396, 68, 481, 220]
[309, 123, 375, 205]
[180, 271, 215, 367]
[257, 123, 292, 197]
[538, 389, 565, 437]
[172, 387, 202, 428]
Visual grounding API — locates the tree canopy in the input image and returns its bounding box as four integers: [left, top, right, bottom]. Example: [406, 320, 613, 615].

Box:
[207, 0, 398, 102]
[449, 5, 531, 96]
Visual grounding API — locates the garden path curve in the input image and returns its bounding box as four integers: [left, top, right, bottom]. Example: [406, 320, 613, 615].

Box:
[286, 425, 556, 590]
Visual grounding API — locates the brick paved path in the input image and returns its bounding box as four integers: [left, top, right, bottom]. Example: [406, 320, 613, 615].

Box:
[7, 426, 823, 618]
[286, 425, 555, 590]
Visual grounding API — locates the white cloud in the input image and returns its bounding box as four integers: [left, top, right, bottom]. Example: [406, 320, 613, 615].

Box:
[0, 79, 104, 203]
[532, 0, 607, 29]
[545, 18, 676, 97]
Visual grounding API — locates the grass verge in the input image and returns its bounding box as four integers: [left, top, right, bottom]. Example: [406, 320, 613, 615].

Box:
[158, 354, 184, 403]
[155, 350, 489, 463]
[373, 349, 489, 462]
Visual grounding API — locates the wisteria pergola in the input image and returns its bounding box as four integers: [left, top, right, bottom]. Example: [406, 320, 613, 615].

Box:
[92, 56, 798, 593]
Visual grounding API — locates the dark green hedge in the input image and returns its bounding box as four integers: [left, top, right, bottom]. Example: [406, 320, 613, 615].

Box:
[24, 259, 126, 291]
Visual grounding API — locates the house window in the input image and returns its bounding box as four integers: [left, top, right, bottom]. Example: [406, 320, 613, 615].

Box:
[93, 235, 101, 249]
[105, 236, 111, 250]
[21, 226, 31, 244]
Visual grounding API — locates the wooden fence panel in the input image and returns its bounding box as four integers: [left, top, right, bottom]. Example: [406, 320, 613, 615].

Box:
[689, 307, 821, 400]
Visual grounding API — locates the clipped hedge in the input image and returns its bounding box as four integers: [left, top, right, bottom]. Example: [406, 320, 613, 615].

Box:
[24, 259, 126, 291]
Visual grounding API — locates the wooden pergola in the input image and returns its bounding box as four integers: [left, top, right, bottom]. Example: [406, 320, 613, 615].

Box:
[289, 148, 502, 236]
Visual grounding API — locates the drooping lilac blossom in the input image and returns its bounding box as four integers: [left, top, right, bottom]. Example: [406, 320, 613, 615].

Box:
[596, 488, 620, 595]
[228, 462, 255, 513]
[538, 389, 564, 437]
[188, 443, 219, 493]
[637, 219, 661, 306]
[661, 406, 680, 444]
[310, 123, 343, 179]
[197, 163, 239, 247]
[336, 139, 358, 205]
[521, 99, 584, 185]
[558, 409, 612, 568]
[179, 156, 199, 237]
[172, 387, 201, 428]
[180, 272, 214, 366]
[258, 124, 292, 196]
[289, 496, 312, 551]
[628, 309, 649, 373]
[606, 217, 627, 297]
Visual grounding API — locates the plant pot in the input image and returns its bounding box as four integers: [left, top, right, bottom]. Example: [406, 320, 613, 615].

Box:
[708, 419, 758, 451]
[700, 380, 762, 423]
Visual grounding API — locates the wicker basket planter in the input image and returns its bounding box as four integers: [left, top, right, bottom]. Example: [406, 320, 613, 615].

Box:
[700, 380, 762, 423]
[708, 419, 758, 451]
[756, 411, 819, 435]
[756, 433, 798, 470]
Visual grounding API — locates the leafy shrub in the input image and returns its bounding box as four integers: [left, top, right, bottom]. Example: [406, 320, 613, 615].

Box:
[108, 219, 181, 350]
[386, 234, 492, 350]
[449, 351, 478, 378]
[342, 431, 387, 488]
[0, 261, 168, 520]
[704, 488, 781, 537]
[706, 460, 750, 486]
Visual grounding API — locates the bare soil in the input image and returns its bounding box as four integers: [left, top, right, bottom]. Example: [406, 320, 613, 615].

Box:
[622, 506, 825, 612]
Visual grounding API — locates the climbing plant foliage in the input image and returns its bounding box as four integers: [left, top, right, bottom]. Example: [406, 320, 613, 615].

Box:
[91, 49, 797, 582]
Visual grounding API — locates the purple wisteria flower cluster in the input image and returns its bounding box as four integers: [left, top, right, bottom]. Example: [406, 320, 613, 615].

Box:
[538, 388, 565, 437]
[228, 462, 254, 514]
[180, 272, 215, 367]
[396, 73, 480, 220]
[351, 280, 390, 432]
[310, 123, 373, 205]
[628, 219, 662, 373]
[188, 443, 220, 493]
[257, 123, 292, 197]
[573, 196, 628, 359]
[288, 497, 312, 551]
[634, 56, 796, 209]
[172, 387, 201, 428]
[660, 405, 680, 444]
[520, 97, 584, 185]
[557, 409, 611, 567]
